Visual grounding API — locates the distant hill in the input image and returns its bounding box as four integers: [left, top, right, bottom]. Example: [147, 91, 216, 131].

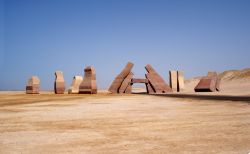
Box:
[184, 68, 250, 95]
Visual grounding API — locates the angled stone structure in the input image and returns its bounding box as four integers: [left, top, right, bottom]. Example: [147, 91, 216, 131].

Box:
[54, 71, 65, 94]
[109, 62, 172, 94]
[108, 62, 134, 93]
[146, 82, 155, 94]
[169, 71, 178, 92]
[68, 76, 83, 94]
[26, 76, 40, 94]
[194, 71, 220, 92]
[177, 71, 185, 92]
[145, 64, 172, 93]
[118, 72, 134, 93]
[79, 66, 97, 94]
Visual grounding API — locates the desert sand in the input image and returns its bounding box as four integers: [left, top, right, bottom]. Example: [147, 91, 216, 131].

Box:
[0, 68, 250, 154]
[0, 92, 250, 154]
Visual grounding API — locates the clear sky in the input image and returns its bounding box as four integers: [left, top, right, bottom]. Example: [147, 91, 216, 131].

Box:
[0, 0, 250, 90]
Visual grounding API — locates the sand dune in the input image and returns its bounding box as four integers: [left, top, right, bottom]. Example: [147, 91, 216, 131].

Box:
[185, 68, 250, 95]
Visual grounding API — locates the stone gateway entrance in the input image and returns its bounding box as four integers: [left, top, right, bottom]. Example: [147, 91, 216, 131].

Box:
[108, 62, 173, 94]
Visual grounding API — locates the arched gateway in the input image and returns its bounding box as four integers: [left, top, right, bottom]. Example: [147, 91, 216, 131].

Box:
[108, 62, 173, 94]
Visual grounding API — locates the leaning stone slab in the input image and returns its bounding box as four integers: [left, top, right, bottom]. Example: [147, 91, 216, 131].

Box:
[194, 76, 217, 92]
[169, 71, 178, 92]
[177, 71, 185, 92]
[119, 72, 134, 93]
[68, 76, 83, 94]
[146, 83, 155, 94]
[145, 64, 172, 93]
[26, 76, 40, 94]
[108, 62, 134, 93]
[194, 71, 220, 92]
[54, 71, 65, 94]
[79, 66, 97, 94]
[124, 83, 132, 94]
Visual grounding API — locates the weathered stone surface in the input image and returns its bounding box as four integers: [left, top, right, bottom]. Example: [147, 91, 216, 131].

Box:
[131, 78, 148, 84]
[146, 83, 155, 94]
[26, 76, 40, 94]
[54, 71, 65, 94]
[79, 66, 97, 94]
[207, 71, 221, 91]
[169, 71, 178, 92]
[124, 83, 132, 94]
[194, 76, 217, 92]
[145, 64, 172, 93]
[119, 72, 134, 93]
[177, 71, 185, 92]
[108, 62, 134, 93]
[216, 77, 221, 91]
[68, 76, 83, 94]
[194, 71, 220, 92]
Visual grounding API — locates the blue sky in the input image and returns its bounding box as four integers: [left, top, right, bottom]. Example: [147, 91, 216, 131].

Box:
[1, 0, 250, 90]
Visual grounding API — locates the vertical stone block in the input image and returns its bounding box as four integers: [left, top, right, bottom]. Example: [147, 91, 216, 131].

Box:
[79, 66, 97, 94]
[26, 76, 40, 94]
[54, 71, 65, 94]
[169, 71, 178, 92]
[177, 71, 185, 92]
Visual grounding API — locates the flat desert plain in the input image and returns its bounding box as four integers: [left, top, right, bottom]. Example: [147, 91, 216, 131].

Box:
[0, 92, 250, 154]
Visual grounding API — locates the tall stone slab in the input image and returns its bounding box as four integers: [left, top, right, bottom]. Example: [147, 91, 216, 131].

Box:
[177, 71, 185, 92]
[118, 72, 134, 93]
[108, 62, 134, 93]
[54, 71, 65, 94]
[169, 71, 178, 92]
[26, 76, 40, 94]
[145, 64, 172, 93]
[68, 76, 83, 94]
[79, 66, 97, 94]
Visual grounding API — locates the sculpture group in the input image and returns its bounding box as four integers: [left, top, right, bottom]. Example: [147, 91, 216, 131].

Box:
[108, 62, 174, 94]
[26, 62, 221, 94]
[26, 66, 97, 94]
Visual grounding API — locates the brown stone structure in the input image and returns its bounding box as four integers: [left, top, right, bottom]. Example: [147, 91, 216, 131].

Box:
[79, 66, 97, 94]
[54, 71, 65, 94]
[177, 71, 185, 92]
[68, 76, 83, 94]
[118, 72, 134, 93]
[194, 71, 220, 92]
[169, 70, 185, 92]
[108, 62, 134, 93]
[145, 64, 172, 93]
[109, 62, 172, 94]
[131, 78, 148, 84]
[26, 76, 40, 94]
[169, 71, 178, 92]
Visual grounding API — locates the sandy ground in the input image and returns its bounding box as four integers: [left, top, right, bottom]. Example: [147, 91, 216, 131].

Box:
[0, 92, 250, 154]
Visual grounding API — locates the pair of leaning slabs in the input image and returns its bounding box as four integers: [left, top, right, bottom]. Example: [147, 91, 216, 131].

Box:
[108, 62, 173, 94]
[26, 66, 97, 94]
